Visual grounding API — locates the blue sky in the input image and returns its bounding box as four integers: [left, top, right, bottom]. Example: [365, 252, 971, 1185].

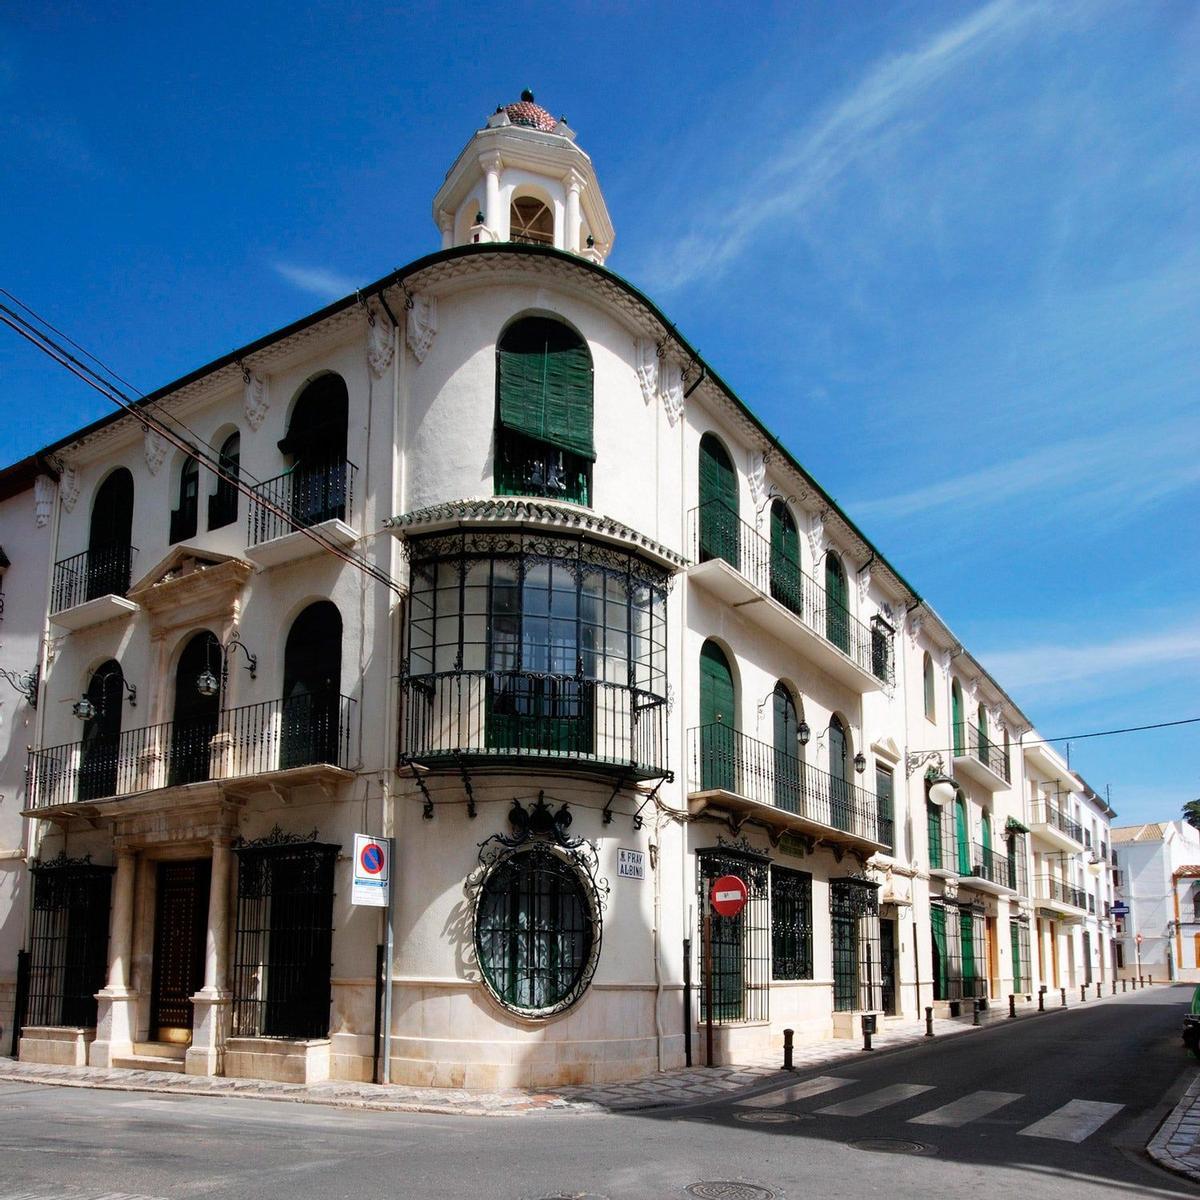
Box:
[3, 1, 1197, 823]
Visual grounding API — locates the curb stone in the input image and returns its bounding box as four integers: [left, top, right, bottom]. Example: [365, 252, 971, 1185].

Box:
[1147, 1068, 1200, 1183]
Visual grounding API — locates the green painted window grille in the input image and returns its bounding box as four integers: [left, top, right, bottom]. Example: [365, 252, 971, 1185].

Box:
[927, 801, 944, 871]
[1009, 918, 1032, 994]
[697, 849, 770, 1023]
[959, 906, 986, 1000]
[769, 499, 802, 614]
[875, 766, 895, 851]
[698, 433, 739, 567]
[930, 904, 949, 1001]
[770, 866, 813, 980]
[824, 552, 850, 654]
[951, 682, 964, 757]
[831, 878, 881, 1012]
[475, 845, 594, 1013]
[955, 796, 971, 876]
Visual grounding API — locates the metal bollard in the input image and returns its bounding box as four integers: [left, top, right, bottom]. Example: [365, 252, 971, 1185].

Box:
[972, 999, 981, 1026]
[782, 1027, 794, 1072]
[862, 1014, 875, 1052]
[1008, 993, 1017, 1019]
[1038, 987, 1045, 1012]
[1149, 974, 1154, 986]
[1139, 975, 1145, 988]
[1081, 984, 1087, 1003]
[1122, 978, 1127, 992]
[1112, 979, 1117, 996]
[925, 1006, 935, 1037]
[1061, 987, 1067, 1007]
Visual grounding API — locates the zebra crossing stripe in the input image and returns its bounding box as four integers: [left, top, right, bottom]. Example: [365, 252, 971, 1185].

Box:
[909, 1090, 1023, 1127]
[1017, 1099, 1124, 1143]
[735, 1075, 854, 1108]
[815, 1082, 935, 1117]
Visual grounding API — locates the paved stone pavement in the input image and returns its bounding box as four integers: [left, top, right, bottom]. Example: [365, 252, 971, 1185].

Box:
[0, 1009, 1006, 1117]
[1148, 1067, 1200, 1183]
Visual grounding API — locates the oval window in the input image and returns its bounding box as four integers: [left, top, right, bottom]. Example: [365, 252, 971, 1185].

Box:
[474, 845, 598, 1016]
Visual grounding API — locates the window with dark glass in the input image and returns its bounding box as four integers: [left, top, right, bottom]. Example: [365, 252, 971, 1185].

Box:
[169, 457, 199, 544]
[495, 317, 593, 505]
[208, 431, 240, 531]
[771, 865, 813, 980]
[875, 765, 894, 851]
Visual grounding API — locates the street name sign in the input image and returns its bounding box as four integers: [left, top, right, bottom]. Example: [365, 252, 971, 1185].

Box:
[618, 848, 645, 879]
[352, 834, 391, 907]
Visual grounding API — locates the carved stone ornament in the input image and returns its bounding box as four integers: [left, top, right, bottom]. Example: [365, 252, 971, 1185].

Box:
[806, 511, 827, 562]
[658, 357, 684, 425]
[856, 562, 872, 607]
[990, 708, 1004, 738]
[143, 429, 168, 476]
[748, 452, 768, 510]
[58, 463, 80, 513]
[243, 371, 268, 432]
[33, 474, 55, 528]
[966, 678, 980, 708]
[406, 294, 437, 364]
[366, 311, 394, 378]
[908, 610, 925, 648]
[938, 648, 952, 675]
[634, 337, 658, 407]
[942, 877, 959, 902]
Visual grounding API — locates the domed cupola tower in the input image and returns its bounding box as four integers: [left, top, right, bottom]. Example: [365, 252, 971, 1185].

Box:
[432, 90, 614, 263]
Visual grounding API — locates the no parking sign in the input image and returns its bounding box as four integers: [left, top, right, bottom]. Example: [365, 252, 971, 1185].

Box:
[352, 833, 391, 907]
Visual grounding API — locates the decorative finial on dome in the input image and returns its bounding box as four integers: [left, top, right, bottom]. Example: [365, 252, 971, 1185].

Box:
[521, 88, 535, 102]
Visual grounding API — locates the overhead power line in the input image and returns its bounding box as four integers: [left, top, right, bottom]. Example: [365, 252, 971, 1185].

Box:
[0, 296, 404, 596]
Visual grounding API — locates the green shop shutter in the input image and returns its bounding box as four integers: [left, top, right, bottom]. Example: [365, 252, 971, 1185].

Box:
[497, 318, 595, 460]
[961, 911, 976, 996]
[931, 906, 948, 1001]
[699, 641, 735, 792]
[1010, 920, 1022, 991]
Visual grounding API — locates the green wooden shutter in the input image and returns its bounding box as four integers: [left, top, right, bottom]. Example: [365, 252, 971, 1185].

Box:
[497, 319, 594, 460]
[955, 797, 970, 876]
[931, 906, 948, 1000]
[699, 642, 735, 792]
[829, 716, 849, 831]
[772, 684, 800, 813]
[927, 802, 943, 870]
[952, 683, 964, 757]
[961, 911, 976, 996]
[698, 434, 739, 566]
[769, 501, 802, 613]
[1010, 921, 1022, 991]
[825, 554, 850, 653]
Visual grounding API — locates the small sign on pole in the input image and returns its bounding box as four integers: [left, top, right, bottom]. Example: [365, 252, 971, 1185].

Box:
[352, 834, 391, 907]
[618, 849, 645, 879]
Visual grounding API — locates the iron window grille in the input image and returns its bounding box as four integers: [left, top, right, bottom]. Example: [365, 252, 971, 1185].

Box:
[770, 866, 813, 981]
[232, 837, 338, 1040]
[474, 842, 601, 1016]
[957, 903, 987, 1001]
[931, 900, 972, 1003]
[1011, 917, 1032, 993]
[696, 846, 770, 1024]
[831, 877, 881, 1012]
[496, 429, 591, 506]
[25, 853, 113, 1028]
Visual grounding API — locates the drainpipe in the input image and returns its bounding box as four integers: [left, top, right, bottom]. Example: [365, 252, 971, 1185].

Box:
[652, 834, 664, 1071]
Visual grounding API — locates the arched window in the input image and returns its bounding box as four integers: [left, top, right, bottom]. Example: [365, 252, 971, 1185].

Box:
[509, 195, 554, 246]
[981, 810, 993, 875]
[475, 844, 599, 1015]
[922, 652, 936, 721]
[977, 703, 989, 760]
[769, 500, 802, 614]
[208, 431, 240, 531]
[78, 660, 125, 802]
[279, 375, 350, 528]
[169, 456, 199, 544]
[828, 714, 850, 832]
[170, 632, 220, 787]
[698, 641, 735, 791]
[951, 680, 964, 757]
[955, 794, 971, 876]
[282, 601, 343, 769]
[495, 317, 593, 505]
[825, 552, 850, 654]
[698, 433, 739, 567]
[85, 469, 133, 602]
[771, 683, 802, 813]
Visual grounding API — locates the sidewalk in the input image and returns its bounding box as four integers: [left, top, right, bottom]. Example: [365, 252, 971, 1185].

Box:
[1148, 1069, 1200, 1183]
[0, 1000, 1072, 1119]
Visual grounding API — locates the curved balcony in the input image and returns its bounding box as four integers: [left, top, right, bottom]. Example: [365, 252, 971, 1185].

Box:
[685, 723, 884, 854]
[398, 669, 669, 781]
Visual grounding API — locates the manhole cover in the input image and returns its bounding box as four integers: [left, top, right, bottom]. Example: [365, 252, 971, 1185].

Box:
[684, 1185, 778, 1200]
[735, 1111, 807, 1124]
[848, 1138, 935, 1156]
[528, 1194, 609, 1200]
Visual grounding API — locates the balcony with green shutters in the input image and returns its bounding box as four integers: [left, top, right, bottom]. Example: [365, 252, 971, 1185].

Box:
[686, 501, 894, 693]
[951, 720, 1011, 791]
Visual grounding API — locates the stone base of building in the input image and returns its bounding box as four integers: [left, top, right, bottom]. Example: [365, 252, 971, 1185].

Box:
[224, 1037, 331, 1084]
[19, 1025, 93, 1066]
[0, 979, 14, 1050]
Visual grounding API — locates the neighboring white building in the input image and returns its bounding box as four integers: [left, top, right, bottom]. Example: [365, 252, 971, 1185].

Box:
[0, 454, 58, 1049]
[1112, 821, 1200, 982]
[5, 92, 1118, 1087]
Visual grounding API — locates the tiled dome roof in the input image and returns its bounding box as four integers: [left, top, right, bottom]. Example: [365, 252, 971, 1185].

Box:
[501, 89, 558, 133]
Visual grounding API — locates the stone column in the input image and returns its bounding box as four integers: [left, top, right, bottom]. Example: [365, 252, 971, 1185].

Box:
[438, 210, 454, 250]
[187, 836, 234, 1076]
[89, 848, 138, 1066]
[481, 153, 503, 235]
[564, 171, 582, 253]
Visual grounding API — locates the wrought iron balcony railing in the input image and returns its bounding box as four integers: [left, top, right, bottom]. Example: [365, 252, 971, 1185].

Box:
[247, 457, 357, 548]
[25, 693, 355, 809]
[50, 544, 136, 614]
[970, 841, 1027, 893]
[1029, 801, 1084, 844]
[687, 723, 879, 842]
[952, 721, 1011, 783]
[398, 669, 668, 780]
[1034, 875, 1087, 910]
[688, 500, 894, 686]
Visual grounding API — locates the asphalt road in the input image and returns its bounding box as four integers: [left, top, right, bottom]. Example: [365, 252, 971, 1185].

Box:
[0, 986, 1195, 1200]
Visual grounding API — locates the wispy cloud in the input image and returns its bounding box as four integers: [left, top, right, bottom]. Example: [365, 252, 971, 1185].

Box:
[980, 625, 1200, 692]
[643, 0, 1059, 291]
[272, 262, 357, 300]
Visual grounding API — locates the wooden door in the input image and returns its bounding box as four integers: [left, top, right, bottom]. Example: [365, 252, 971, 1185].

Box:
[150, 860, 211, 1043]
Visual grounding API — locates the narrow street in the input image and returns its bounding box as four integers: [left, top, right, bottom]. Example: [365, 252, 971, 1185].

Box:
[0, 986, 1194, 1200]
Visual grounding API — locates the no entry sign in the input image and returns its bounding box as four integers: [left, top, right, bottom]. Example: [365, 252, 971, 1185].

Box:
[710, 874, 748, 918]
[352, 833, 391, 907]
